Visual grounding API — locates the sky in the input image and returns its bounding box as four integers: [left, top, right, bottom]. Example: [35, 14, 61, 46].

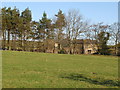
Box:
[2, 2, 118, 25]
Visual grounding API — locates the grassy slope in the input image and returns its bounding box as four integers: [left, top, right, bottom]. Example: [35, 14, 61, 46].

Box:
[2, 51, 119, 88]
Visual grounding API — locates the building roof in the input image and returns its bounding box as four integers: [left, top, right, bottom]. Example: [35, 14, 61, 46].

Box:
[84, 39, 97, 44]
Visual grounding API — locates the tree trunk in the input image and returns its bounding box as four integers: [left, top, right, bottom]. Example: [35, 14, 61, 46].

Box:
[11, 34, 14, 50]
[7, 30, 10, 50]
[23, 33, 26, 51]
[115, 39, 118, 55]
[2, 30, 6, 49]
[14, 34, 17, 50]
[21, 34, 23, 51]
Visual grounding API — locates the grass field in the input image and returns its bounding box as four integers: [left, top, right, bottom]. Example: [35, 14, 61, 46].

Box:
[2, 51, 119, 88]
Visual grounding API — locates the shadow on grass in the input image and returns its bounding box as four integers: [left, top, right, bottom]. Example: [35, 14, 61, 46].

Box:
[60, 73, 120, 87]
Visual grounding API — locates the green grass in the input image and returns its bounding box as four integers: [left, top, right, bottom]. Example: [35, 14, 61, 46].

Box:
[2, 51, 119, 88]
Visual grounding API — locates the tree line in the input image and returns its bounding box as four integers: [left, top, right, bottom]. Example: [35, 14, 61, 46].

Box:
[0, 7, 120, 55]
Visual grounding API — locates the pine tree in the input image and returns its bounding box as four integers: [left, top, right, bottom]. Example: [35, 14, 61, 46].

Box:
[55, 9, 66, 43]
[97, 31, 110, 55]
[29, 21, 39, 51]
[10, 7, 20, 50]
[5, 7, 13, 50]
[38, 12, 52, 52]
[21, 8, 32, 51]
[1, 7, 7, 50]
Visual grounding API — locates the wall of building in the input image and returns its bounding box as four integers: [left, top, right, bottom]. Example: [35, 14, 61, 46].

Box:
[84, 44, 98, 54]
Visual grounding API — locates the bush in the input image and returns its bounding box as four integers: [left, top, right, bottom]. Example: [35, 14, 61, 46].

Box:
[58, 49, 66, 54]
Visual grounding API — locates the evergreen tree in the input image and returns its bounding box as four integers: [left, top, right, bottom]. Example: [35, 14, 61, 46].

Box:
[21, 8, 32, 51]
[97, 31, 110, 55]
[55, 9, 66, 43]
[39, 11, 52, 40]
[10, 7, 20, 50]
[37, 12, 53, 52]
[29, 21, 39, 51]
[5, 7, 13, 50]
[1, 7, 7, 50]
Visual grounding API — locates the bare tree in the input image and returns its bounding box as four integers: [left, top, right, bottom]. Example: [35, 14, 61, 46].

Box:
[84, 23, 108, 54]
[109, 22, 120, 55]
[65, 9, 87, 54]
